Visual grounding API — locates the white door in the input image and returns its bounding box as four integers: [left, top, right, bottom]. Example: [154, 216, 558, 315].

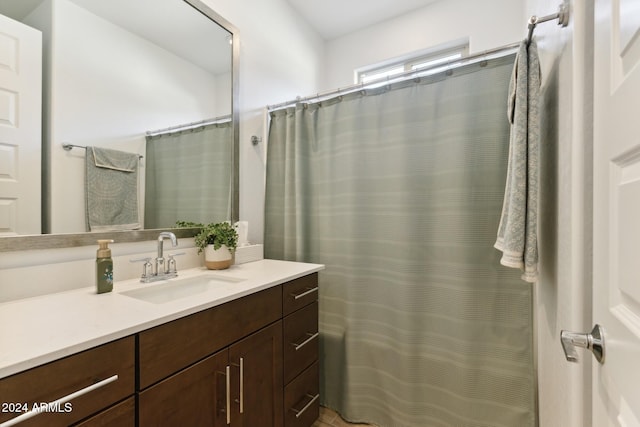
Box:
[592, 0, 640, 424]
[0, 14, 42, 235]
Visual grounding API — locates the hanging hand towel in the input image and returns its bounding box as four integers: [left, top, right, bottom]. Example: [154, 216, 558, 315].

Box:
[86, 146, 141, 231]
[494, 40, 541, 283]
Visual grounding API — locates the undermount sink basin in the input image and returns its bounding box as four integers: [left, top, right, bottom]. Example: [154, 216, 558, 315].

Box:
[120, 274, 246, 304]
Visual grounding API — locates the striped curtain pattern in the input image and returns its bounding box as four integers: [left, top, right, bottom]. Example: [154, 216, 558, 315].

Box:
[144, 121, 233, 228]
[265, 54, 536, 427]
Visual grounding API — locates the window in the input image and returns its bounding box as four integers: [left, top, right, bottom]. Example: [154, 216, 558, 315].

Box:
[355, 41, 469, 85]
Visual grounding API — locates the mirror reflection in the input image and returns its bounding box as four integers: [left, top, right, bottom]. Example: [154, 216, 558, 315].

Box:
[0, 0, 235, 236]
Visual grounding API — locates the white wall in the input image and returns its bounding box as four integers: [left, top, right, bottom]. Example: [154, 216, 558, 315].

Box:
[323, 0, 525, 91]
[526, 0, 594, 426]
[202, 0, 325, 245]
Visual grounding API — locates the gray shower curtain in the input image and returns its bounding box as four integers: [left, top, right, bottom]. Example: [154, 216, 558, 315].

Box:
[265, 54, 536, 427]
[144, 121, 232, 228]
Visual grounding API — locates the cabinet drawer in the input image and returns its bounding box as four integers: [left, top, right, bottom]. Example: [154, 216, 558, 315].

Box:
[283, 301, 318, 385]
[0, 337, 135, 427]
[283, 273, 318, 316]
[74, 396, 135, 427]
[284, 361, 319, 427]
[138, 286, 282, 389]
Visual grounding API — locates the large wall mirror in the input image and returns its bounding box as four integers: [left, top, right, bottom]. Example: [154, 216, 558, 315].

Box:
[0, 0, 239, 251]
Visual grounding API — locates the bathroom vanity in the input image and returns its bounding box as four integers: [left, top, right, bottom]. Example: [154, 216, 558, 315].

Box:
[0, 260, 322, 427]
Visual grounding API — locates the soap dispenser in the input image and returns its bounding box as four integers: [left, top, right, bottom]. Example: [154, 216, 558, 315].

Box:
[96, 239, 115, 294]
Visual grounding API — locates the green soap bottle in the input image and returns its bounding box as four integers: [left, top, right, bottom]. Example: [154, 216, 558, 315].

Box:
[96, 239, 114, 294]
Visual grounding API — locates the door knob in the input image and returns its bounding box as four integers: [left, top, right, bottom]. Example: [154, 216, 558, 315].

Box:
[560, 324, 605, 364]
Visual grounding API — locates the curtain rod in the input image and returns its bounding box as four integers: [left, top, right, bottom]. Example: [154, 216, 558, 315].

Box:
[267, 42, 520, 112]
[62, 143, 143, 159]
[146, 115, 231, 137]
[526, 0, 570, 46]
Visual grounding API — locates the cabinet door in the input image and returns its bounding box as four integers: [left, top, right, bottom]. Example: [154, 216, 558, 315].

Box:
[229, 321, 283, 427]
[138, 349, 229, 427]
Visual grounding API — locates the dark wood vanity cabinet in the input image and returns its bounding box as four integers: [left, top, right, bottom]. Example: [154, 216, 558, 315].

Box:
[137, 274, 320, 427]
[138, 321, 284, 427]
[137, 285, 284, 427]
[282, 274, 320, 427]
[0, 272, 320, 427]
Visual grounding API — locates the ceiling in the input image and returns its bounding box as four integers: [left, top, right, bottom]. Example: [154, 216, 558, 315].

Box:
[4, 0, 444, 42]
[285, 0, 443, 40]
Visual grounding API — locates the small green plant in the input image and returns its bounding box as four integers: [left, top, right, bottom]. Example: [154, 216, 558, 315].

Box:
[177, 221, 238, 254]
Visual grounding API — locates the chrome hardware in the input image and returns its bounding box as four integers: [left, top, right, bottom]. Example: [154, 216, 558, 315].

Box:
[231, 357, 245, 414]
[225, 366, 231, 425]
[131, 232, 180, 283]
[155, 232, 178, 275]
[0, 375, 118, 427]
[130, 257, 154, 280]
[239, 357, 244, 413]
[292, 393, 320, 419]
[291, 287, 318, 300]
[167, 252, 185, 274]
[561, 324, 605, 364]
[292, 332, 319, 351]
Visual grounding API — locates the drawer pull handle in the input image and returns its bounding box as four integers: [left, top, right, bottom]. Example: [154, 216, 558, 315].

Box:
[226, 366, 231, 425]
[292, 332, 319, 351]
[291, 287, 318, 300]
[292, 393, 320, 419]
[0, 374, 118, 427]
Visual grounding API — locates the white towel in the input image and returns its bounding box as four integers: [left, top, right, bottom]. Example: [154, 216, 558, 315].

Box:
[494, 40, 541, 283]
[86, 146, 141, 231]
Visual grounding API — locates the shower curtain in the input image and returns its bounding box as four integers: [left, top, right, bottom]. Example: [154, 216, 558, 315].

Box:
[144, 121, 233, 228]
[265, 54, 536, 427]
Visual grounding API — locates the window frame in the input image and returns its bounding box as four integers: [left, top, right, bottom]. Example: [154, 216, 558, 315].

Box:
[354, 40, 470, 85]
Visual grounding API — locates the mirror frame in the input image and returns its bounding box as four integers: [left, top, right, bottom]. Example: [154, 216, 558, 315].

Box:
[0, 0, 239, 252]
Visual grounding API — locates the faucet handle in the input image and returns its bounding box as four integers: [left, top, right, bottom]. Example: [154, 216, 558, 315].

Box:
[167, 252, 185, 274]
[130, 257, 154, 280]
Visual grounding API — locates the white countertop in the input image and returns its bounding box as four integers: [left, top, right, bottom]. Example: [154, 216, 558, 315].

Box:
[0, 259, 323, 379]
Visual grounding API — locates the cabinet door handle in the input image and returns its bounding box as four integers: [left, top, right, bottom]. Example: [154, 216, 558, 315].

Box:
[0, 375, 118, 427]
[292, 393, 320, 419]
[291, 332, 319, 351]
[291, 287, 318, 300]
[239, 357, 244, 414]
[234, 357, 244, 414]
[231, 357, 244, 414]
[225, 366, 231, 425]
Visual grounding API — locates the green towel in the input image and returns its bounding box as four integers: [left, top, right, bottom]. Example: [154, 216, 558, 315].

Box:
[86, 146, 141, 231]
[495, 40, 540, 283]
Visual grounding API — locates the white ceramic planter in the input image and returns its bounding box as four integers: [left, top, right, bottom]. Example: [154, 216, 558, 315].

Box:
[204, 244, 233, 270]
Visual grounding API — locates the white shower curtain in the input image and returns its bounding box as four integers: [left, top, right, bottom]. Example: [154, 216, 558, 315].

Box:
[265, 54, 536, 427]
[144, 121, 233, 228]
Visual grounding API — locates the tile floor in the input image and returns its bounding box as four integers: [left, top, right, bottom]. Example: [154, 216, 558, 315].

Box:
[313, 406, 376, 427]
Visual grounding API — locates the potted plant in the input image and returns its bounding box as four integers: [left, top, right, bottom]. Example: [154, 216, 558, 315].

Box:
[177, 221, 239, 270]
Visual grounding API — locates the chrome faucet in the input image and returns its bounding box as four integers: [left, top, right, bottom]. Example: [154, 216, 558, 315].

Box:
[131, 231, 182, 283]
[156, 231, 178, 276]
